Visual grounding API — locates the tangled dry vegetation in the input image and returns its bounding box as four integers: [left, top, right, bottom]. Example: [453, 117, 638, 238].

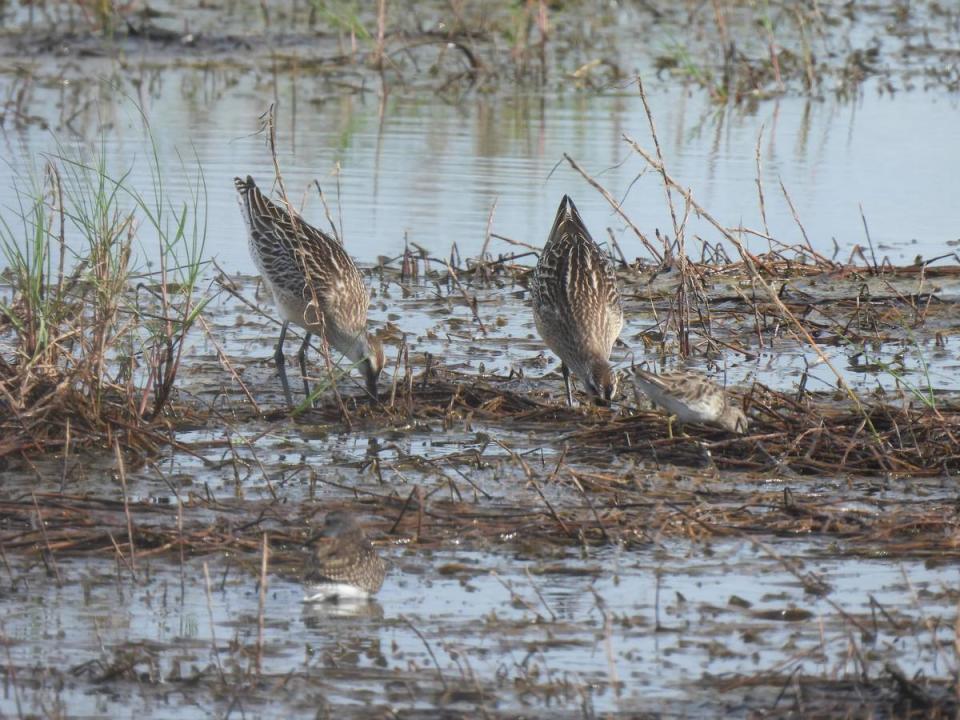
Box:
[272, 360, 960, 479]
[0, 151, 207, 467]
[1, 94, 958, 555]
[4, 245, 959, 558]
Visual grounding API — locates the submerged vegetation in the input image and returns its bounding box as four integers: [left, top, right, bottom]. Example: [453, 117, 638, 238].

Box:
[0, 1, 958, 718]
[0, 79, 958, 719]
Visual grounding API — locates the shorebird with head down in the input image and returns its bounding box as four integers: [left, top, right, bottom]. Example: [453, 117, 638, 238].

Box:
[530, 195, 623, 406]
[234, 176, 384, 404]
[632, 367, 749, 436]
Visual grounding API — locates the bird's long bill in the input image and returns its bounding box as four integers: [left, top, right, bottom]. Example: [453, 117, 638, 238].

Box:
[592, 394, 612, 408]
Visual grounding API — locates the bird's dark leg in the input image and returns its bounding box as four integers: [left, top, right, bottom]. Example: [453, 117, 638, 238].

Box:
[561, 362, 574, 407]
[298, 332, 312, 402]
[275, 321, 288, 368]
[278, 370, 293, 408]
[275, 321, 293, 407]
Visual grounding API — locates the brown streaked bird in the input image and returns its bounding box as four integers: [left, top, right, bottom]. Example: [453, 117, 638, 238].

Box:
[304, 511, 387, 602]
[633, 368, 749, 435]
[530, 195, 623, 406]
[234, 176, 384, 403]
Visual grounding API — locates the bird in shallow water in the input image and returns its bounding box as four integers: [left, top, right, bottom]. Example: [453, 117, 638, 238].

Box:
[303, 511, 386, 602]
[632, 367, 749, 435]
[234, 176, 384, 404]
[530, 195, 623, 406]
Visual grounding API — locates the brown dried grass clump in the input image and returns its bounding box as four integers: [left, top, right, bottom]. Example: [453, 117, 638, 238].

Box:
[568, 385, 960, 477]
[0, 153, 207, 464]
[280, 356, 960, 478]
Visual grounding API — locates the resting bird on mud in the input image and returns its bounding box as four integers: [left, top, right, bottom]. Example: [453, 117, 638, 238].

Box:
[234, 176, 384, 404]
[303, 511, 387, 602]
[633, 367, 749, 435]
[530, 195, 623, 406]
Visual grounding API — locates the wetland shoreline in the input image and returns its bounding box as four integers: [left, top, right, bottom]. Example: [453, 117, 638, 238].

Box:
[1, 1, 959, 717]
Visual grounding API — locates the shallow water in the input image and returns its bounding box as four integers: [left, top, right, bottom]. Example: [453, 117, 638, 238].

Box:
[2, 3, 960, 717]
[3, 68, 959, 271]
[2, 539, 956, 717]
[200, 273, 960, 406]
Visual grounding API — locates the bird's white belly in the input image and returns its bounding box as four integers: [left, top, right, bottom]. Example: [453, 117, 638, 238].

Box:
[645, 389, 716, 424]
[303, 582, 371, 603]
[668, 399, 714, 424]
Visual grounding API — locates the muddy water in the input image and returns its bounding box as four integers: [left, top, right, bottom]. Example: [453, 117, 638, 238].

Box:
[3, 541, 956, 717]
[0, 265, 950, 715]
[2, 4, 960, 718]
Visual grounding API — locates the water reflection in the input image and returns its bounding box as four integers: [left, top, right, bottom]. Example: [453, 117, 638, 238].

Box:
[302, 597, 385, 622]
[0, 545, 952, 716]
[3, 70, 958, 272]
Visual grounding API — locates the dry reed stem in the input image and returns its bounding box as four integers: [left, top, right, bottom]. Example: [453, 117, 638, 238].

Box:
[313, 180, 342, 245]
[202, 561, 226, 684]
[114, 438, 136, 573]
[754, 124, 770, 239]
[0, 619, 24, 717]
[197, 314, 260, 413]
[31, 492, 61, 586]
[400, 614, 448, 692]
[621, 128, 875, 434]
[444, 261, 488, 336]
[255, 532, 269, 675]
[562, 153, 663, 262]
[637, 75, 680, 249]
[316, 334, 353, 428]
[478, 196, 499, 261]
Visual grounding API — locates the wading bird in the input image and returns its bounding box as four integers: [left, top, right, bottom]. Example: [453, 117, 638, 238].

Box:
[304, 511, 386, 602]
[530, 195, 623, 405]
[633, 367, 749, 436]
[235, 176, 383, 404]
